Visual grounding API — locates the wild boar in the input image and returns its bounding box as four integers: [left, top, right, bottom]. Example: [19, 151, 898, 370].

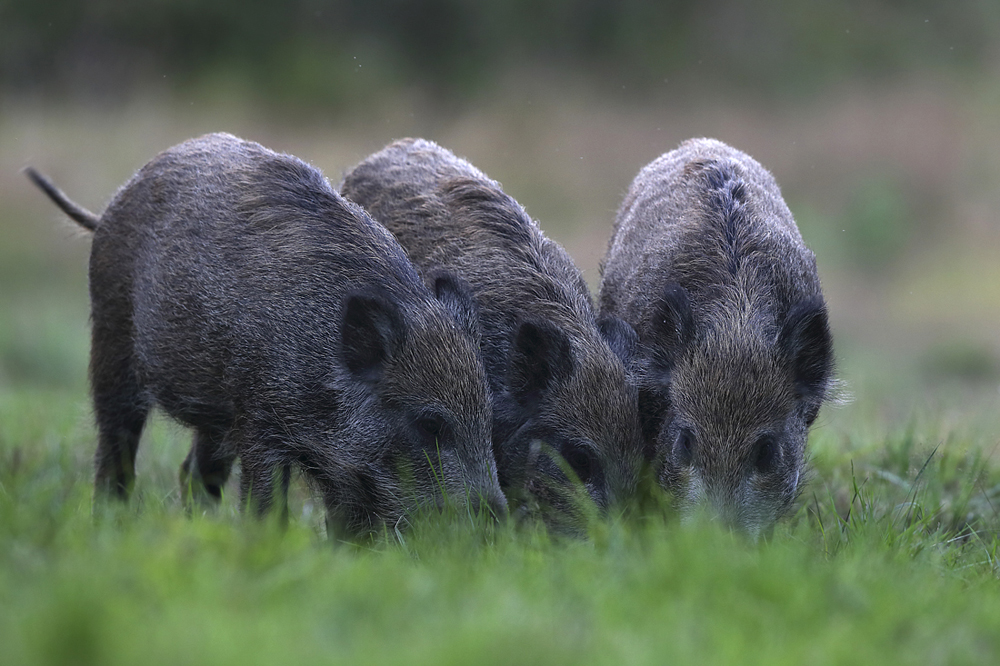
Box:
[341, 138, 643, 523]
[26, 132, 506, 534]
[599, 138, 834, 536]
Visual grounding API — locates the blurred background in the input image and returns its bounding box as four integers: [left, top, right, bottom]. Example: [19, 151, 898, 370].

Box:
[2, 0, 1000, 464]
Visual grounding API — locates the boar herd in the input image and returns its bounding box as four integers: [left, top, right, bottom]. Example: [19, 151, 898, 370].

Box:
[26, 132, 833, 538]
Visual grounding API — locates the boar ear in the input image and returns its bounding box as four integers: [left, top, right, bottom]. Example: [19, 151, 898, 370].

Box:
[430, 270, 481, 343]
[779, 298, 833, 408]
[598, 315, 638, 365]
[647, 283, 693, 382]
[508, 319, 574, 408]
[341, 292, 406, 384]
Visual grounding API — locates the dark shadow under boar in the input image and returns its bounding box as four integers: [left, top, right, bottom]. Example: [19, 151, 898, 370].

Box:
[341, 138, 643, 524]
[599, 138, 834, 537]
[26, 132, 506, 534]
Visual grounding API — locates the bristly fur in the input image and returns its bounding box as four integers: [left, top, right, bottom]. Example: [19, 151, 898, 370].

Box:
[27, 132, 507, 533]
[599, 137, 834, 537]
[341, 138, 644, 523]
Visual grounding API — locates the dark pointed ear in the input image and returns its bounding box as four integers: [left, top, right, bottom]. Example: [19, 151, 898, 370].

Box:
[507, 319, 574, 409]
[341, 292, 406, 384]
[597, 315, 638, 365]
[778, 298, 833, 412]
[429, 269, 481, 343]
[646, 283, 694, 382]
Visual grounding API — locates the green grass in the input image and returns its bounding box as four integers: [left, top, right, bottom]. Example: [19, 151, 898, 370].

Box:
[4, 92, 1000, 664]
[1, 379, 999, 665]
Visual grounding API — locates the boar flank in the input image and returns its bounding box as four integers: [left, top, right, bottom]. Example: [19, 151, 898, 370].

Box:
[26, 132, 506, 534]
[341, 138, 643, 523]
[599, 138, 834, 537]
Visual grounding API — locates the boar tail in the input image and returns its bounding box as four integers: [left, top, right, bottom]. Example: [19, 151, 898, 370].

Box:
[23, 167, 100, 231]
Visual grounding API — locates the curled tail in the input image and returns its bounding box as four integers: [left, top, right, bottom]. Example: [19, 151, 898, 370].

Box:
[23, 167, 100, 232]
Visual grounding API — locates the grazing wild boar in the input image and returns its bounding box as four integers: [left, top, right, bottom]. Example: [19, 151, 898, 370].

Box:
[341, 138, 643, 521]
[599, 138, 834, 537]
[26, 132, 506, 534]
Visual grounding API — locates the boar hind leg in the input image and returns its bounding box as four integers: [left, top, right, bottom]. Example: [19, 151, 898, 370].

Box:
[90, 321, 150, 501]
[179, 427, 236, 503]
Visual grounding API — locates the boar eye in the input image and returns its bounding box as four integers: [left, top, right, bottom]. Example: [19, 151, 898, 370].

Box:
[753, 436, 778, 473]
[415, 414, 449, 450]
[674, 428, 695, 466]
[562, 443, 597, 485]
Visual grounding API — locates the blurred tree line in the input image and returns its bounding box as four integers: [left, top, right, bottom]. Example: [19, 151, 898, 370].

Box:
[2, 0, 998, 107]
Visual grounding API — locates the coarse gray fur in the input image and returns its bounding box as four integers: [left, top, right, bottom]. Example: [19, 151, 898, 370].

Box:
[27, 132, 506, 534]
[599, 138, 834, 536]
[341, 138, 643, 522]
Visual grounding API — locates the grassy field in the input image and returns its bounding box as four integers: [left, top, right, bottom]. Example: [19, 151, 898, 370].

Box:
[2, 84, 1000, 664]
